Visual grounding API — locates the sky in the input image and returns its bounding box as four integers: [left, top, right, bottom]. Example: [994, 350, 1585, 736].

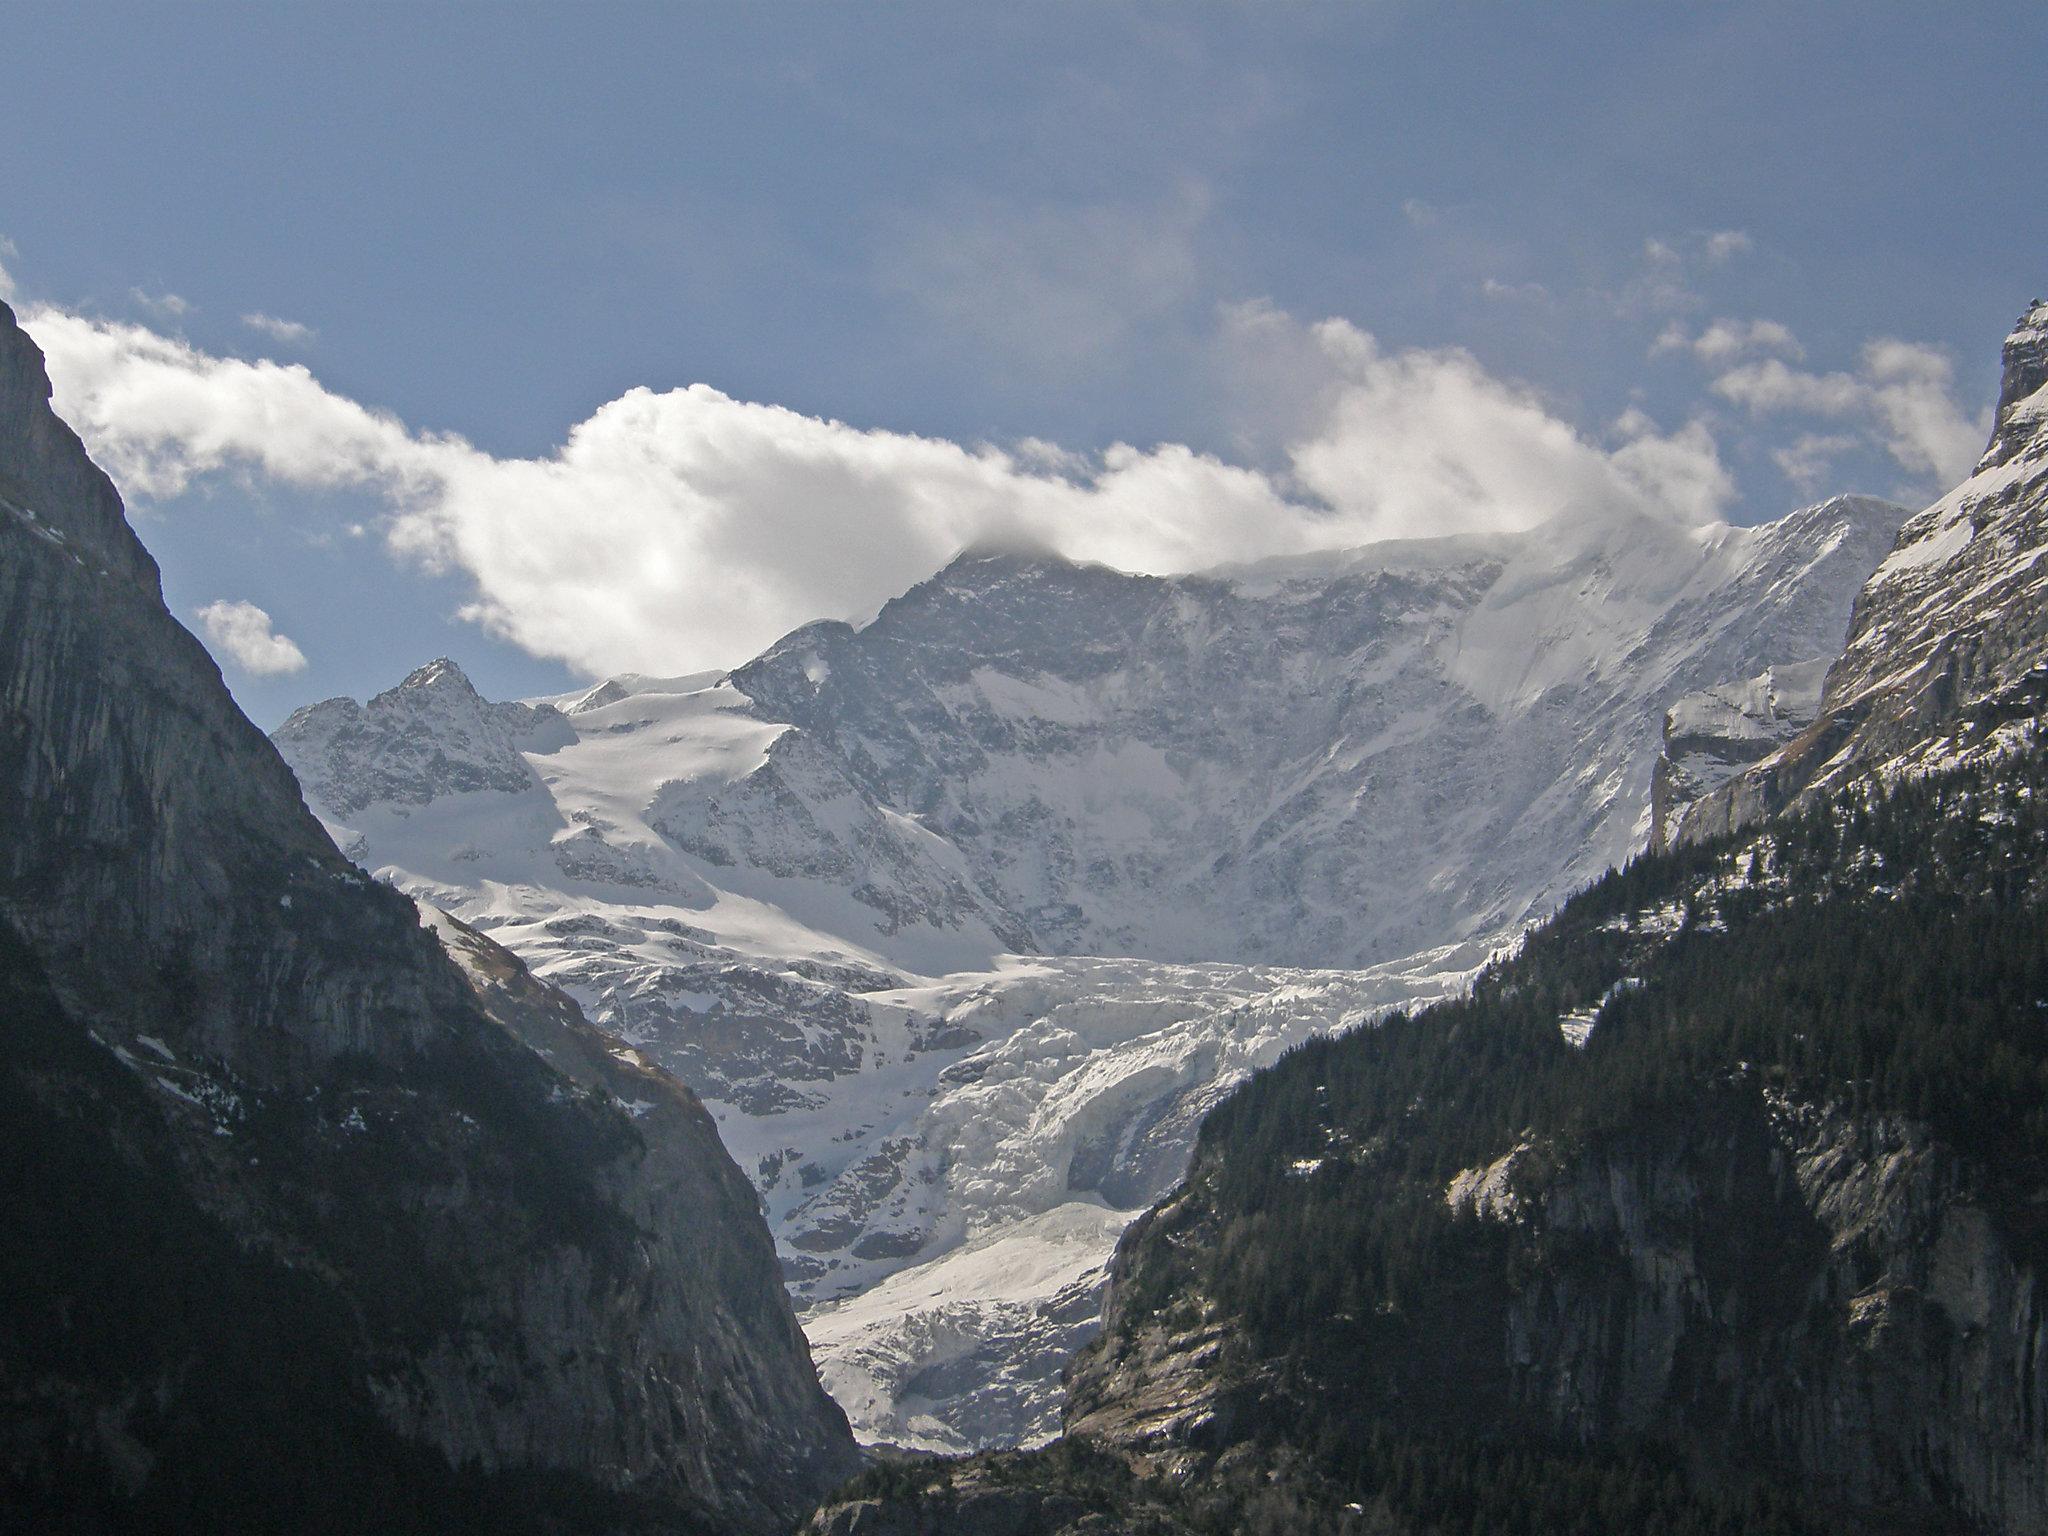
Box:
[3, 2, 2044, 726]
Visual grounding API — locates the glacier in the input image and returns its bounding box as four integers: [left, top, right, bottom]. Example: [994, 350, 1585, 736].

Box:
[273, 494, 1904, 1450]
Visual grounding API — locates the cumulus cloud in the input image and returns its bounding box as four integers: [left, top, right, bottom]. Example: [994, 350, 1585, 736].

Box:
[0, 239, 19, 304]
[1713, 338, 1989, 487]
[242, 312, 315, 346]
[24, 301, 1737, 679]
[1610, 237, 1703, 319]
[195, 599, 308, 675]
[1653, 317, 1803, 364]
[1279, 315, 1733, 536]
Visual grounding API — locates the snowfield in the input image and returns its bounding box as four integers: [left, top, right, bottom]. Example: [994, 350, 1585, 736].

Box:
[273, 495, 1902, 1449]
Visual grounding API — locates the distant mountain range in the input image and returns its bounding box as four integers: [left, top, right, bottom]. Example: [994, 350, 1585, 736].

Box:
[276, 465, 1904, 1450]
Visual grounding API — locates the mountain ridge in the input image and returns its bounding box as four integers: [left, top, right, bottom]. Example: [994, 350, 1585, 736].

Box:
[797, 295, 2048, 1535]
[275, 486, 1905, 1451]
[0, 298, 858, 1530]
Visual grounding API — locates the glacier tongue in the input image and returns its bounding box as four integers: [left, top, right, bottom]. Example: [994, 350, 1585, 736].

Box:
[272, 495, 1905, 1451]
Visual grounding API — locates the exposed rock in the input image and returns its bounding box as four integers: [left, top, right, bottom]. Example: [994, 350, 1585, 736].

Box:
[1678, 302, 2048, 843]
[1648, 658, 1828, 849]
[0, 299, 856, 1528]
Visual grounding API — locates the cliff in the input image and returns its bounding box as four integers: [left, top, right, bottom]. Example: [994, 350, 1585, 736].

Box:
[1676, 301, 2048, 845]
[0, 299, 857, 1530]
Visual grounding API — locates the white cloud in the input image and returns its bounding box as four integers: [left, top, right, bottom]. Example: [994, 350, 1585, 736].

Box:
[130, 289, 191, 318]
[242, 312, 315, 345]
[25, 309, 432, 501]
[1616, 233, 1758, 321]
[0, 237, 17, 304]
[1652, 317, 1803, 364]
[1713, 338, 1989, 487]
[1281, 315, 1733, 537]
[1479, 277, 1550, 305]
[1704, 230, 1753, 263]
[195, 599, 308, 675]
[26, 302, 1737, 679]
[1401, 197, 1440, 228]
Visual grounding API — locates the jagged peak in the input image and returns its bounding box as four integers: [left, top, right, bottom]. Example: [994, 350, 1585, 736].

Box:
[1991, 297, 2048, 453]
[1757, 493, 1911, 541]
[395, 656, 478, 695]
[568, 677, 631, 714]
[0, 300, 160, 593]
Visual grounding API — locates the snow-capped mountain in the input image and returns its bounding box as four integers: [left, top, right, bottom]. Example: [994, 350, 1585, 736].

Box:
[273, 492, 1902, 1450]
[1677, 300, 2048, 843]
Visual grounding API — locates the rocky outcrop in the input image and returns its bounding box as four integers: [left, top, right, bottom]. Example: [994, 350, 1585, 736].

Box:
[278, 657, 575, 822]
[1071, 1091, 2048, 1531]
[0, 300, 856, 1528]
[1648, 659, 1828, 850]
[1677, 302, 2048, 845]
[1056, 735, 2048, 1533]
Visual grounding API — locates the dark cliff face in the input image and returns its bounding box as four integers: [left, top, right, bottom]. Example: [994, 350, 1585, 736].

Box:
[0, 301, 856, 1530]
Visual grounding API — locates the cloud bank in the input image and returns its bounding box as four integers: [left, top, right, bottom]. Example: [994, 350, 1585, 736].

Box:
[195, 598, 308, 675]
[19, 302, 1747, 679]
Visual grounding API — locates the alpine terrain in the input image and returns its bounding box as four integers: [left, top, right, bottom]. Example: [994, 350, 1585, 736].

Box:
[276, 464, 1906, 1448]
[798, 303, 2048, 1534]
[0, 300, 858, 1531]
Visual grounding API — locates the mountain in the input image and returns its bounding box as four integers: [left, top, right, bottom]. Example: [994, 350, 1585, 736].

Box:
[812, 737, 2048, 1535]
[1675, 299, 2048, 843]
[728, 498, 1903, 971]
[802, 300, 2048, 1535]
[276, 490, 1903, 1451]
[0, 299, 857, 1530]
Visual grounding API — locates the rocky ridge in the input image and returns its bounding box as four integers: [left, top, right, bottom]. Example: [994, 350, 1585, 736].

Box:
[1677, 299, 2048, 842]
[0, 299, 856, 1530]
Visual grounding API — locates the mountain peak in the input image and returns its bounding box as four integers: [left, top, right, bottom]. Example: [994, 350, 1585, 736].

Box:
[1990, 298, 2048, 462]
[396, 656, 478, 695]
[926, 539, 1087, 592]
[0, 300, 160, 594]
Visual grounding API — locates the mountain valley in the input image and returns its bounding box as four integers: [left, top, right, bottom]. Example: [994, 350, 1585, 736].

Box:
[275, 486, 1906, 1451]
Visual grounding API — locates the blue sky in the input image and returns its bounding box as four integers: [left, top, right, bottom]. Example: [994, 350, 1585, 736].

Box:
[5, 2, 2044, 724]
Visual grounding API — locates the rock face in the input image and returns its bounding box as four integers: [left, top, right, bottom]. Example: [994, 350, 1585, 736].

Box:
[273, 493, 1901, 1453]
[1677, 300, 2048, 844]
[1061, 739, 2048, 1534]
[1648, 658, 1829, 849]
[0, 300, 856, 1529]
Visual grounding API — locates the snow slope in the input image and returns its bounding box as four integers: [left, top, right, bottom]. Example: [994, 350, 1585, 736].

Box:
[273, 495, 1902, 1450]
[1675, 301, 2048, 844]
